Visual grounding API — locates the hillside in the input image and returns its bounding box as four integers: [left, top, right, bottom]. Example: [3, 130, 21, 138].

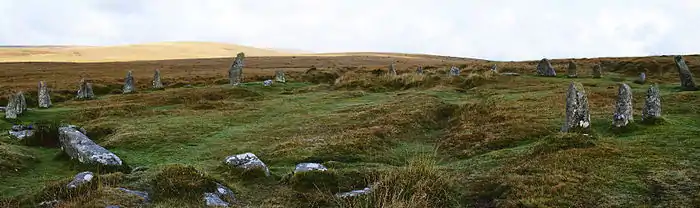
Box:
[0, 52, 700, 207]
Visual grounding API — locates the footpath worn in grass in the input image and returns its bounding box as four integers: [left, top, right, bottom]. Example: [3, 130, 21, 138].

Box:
[1, 57, 700, 207]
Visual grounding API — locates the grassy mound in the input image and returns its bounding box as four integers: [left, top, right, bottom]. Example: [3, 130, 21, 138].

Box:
[0, 144, 36, 176]
[150, 164, 217, 203]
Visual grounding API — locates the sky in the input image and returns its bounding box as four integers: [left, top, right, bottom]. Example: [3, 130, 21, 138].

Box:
[1, 0, 699, 61]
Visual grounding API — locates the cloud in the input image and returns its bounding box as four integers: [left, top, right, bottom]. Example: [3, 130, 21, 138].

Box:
[1, 0, 699, 61]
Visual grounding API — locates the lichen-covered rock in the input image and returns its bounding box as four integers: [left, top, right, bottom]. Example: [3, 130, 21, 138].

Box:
[58, 127, 123, 168]
[275, 70, 286, 83]
[228, 52, 245, 86]
[294, 163, 328, 173]
[612, 83, 633, 128]
[500, 72, 520, 76]
[223, 153, 270, 176]
[561, 82, 591, 133]
[388, 64, 397, 76]
[263, 79, 273, 87]
[592, 64, 603, 78]
[634, 72, 646, 85]
[123, 71, 135, 93]
[416, 66, 423, 74]
[152, 69, 163, 89]
[642, 84, 662, 123]
[16, 91, 26, 114]
[204, 193, 229, 207]
[67, 171, 94, 189]
[77, 78, 95, 100]
[213, 183, 236, 204]
[537, 58, 557, 77]
[674, 55, 697, 91]
[449, 66, 460, 76]
[567, 60, 577, 78]
[9, 125, 34, 139]
[5, 94, 18, 119]
[336, 186, 372, 198]
[38, 81, 52, 108]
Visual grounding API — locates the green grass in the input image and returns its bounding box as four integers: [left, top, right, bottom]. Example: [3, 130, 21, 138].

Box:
[1, 70, 700, 207]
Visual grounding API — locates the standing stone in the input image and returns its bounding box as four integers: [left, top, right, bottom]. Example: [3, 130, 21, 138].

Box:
[642, 84, 662, 123]
[38, 81, 51, 108]
[263, 80, 273, 87]
[634, 72, 646, 84]
[16, 91, 26, 114]
[592, 64, 603, 78]
[229, 52, 245, 86]
[612, 83, 633, 128]
[123, 71, 135, 93]
[449, 66, 460, 76]
[77, 79, 95, 100]
[567, 60, 578, 78]
[561, 82, 591, 133]
[152, 69, 163, 89]
[416, 66, 423, 74]
[537, 58, 557, 77]
[388, 64, 397, 76]
[491, 64, 498, 73]
[275, 70, 286, 83]
[5, 94, 17, 119]
[673, 55, 697, 91]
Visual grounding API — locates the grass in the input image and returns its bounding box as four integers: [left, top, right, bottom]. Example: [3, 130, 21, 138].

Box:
[1, 54, 700, 207]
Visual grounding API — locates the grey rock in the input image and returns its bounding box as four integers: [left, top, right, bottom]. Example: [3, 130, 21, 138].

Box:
[567, 60, 577, 78]
[642, 84, 662, 123]
[500, 72, 520, 76]
[77, 79, 95, 100]
[275, 70, 286, 83]
[204, 192, 229, 207]
[223, 153, 270, 176]
[416, 66, 423, 74]
[38, 81, 52, 108]
[294, 163, 328, 173]
[592, 64, 603, 78]
[117, 187, 150, 203]
[123, 71, 135, 94]
[38, 199, 61, 208]
[9, 129, 34, 139]
[449, 66, 460, 76]
[537, 58, 557, 77]
[214, 183, 237, 204]
[152, 69, 163, 89]
[612, 83, 633, 128]
[561, 82, 591, 133]
[67, 171, 94, 189]
[58, 127, 123, 167]
[674, 55, 697, 90]
[263, 79, 273, 87]
[491, 64, 498, 72]
[66, 124, 87, 135]
[336, 186, 372, 198]
[636, 72, 646, 84]
[5, 94, 17, 119]
[228, 52, 245, 86]
[388, 64, 397, 76]
[16, 91, 26, 114]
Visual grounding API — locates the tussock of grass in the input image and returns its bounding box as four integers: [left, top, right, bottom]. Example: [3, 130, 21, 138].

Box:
[532, 133, 597, 155]
[25, 172, 125, 206]
[150, 164, 217, 203]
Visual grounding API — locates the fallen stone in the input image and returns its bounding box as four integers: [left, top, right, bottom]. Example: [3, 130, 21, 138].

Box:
[674, 55, 697, 91]
[229, 52, 245, 86]
[263, 79, 273, 87]
[449, 66, 460, 76]
[537, 58, 557, 77]
[275, 70, 286, 83]
[38, 81, 52, 108]
[388, 64, 397, 76]
[592, 64, 603, 78]
[567, 60, 578, 78]
[117, 187, 150, 203]
[336, 186, 372, 198]
[67, 171, 94, 189]
[77, 78, 95, 100]
[123, 71, 135, 94]
[500, 72, 520, 76]
[9, 129, 34, 140]
[294, 163, 328, 173]
[153, 69, 163, 89]
[612, 83, 633, 128]
[204, 192, 229, 207]
[642, 84, 662, 123]
[561, 82, 591, 133]
[58, 127, 123, 168]
[223, 153, 270, 176]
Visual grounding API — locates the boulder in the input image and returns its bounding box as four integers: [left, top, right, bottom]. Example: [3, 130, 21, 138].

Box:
[204, 193, 229, 207]
[67, 171, 94, 189]
[123, 71, 135, 93]
[612, 83, 633, 128]
[674, 55, 698, 91]
[537, 58, 556, 77]
[228, 52, 245, 86]
[642, 84, 662, 123]
[153, 69, 163, 89]
[38, 81, 52, 108]
[223, 153, 270, 176]
[275, 70, 286, 83]
[561, 82, 591, 133]
[58, 127, 124, 168]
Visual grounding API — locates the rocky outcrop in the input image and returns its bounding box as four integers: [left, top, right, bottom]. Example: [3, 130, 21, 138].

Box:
[275, 70, 286, 83]
[642, 84, 662, 123]
[58, 127, 124, 168]
[561, 82, 591, 133]
[77, 78, 95, 100]
[674, 55, 697, 91]
[38, 81, 52, 108]
[537, 58, 557, 77]
[229, 52, 245, 86]
[223, 153, 270, 176]
[153, 69, 163, 89]
[612, 83, 633, 128]
[123, 71, 135, 93]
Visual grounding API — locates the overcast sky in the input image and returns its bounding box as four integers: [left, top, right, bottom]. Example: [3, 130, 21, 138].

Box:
[1, 0, 699, 61]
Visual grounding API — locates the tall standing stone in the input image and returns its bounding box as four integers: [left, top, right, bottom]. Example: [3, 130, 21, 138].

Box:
[449, 66, 460, 76]
[567, 60, 578, 78]
[16, 91, 26, 113]
[634, 72, 646, 84]
[537, 58, 557, 77]
[77, 78, 95, 100]
[123, 71, 135, 93]
[642, 84, 662, 123]
[416, 66, 424, 74]
[561, 82, 591, 133]
[5, 94, 17, 119]
[388, 64, 397, 76]
[38, 81, 51, 108]
[592, 64, 603, 78]
[229, 52, 245, 86]
[612, 83, 633, 128]
[491, 64, 498, 72]
[673, 55, 697, 91]
[275, 70, 286, 83]
[152, 69, 163, 89]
